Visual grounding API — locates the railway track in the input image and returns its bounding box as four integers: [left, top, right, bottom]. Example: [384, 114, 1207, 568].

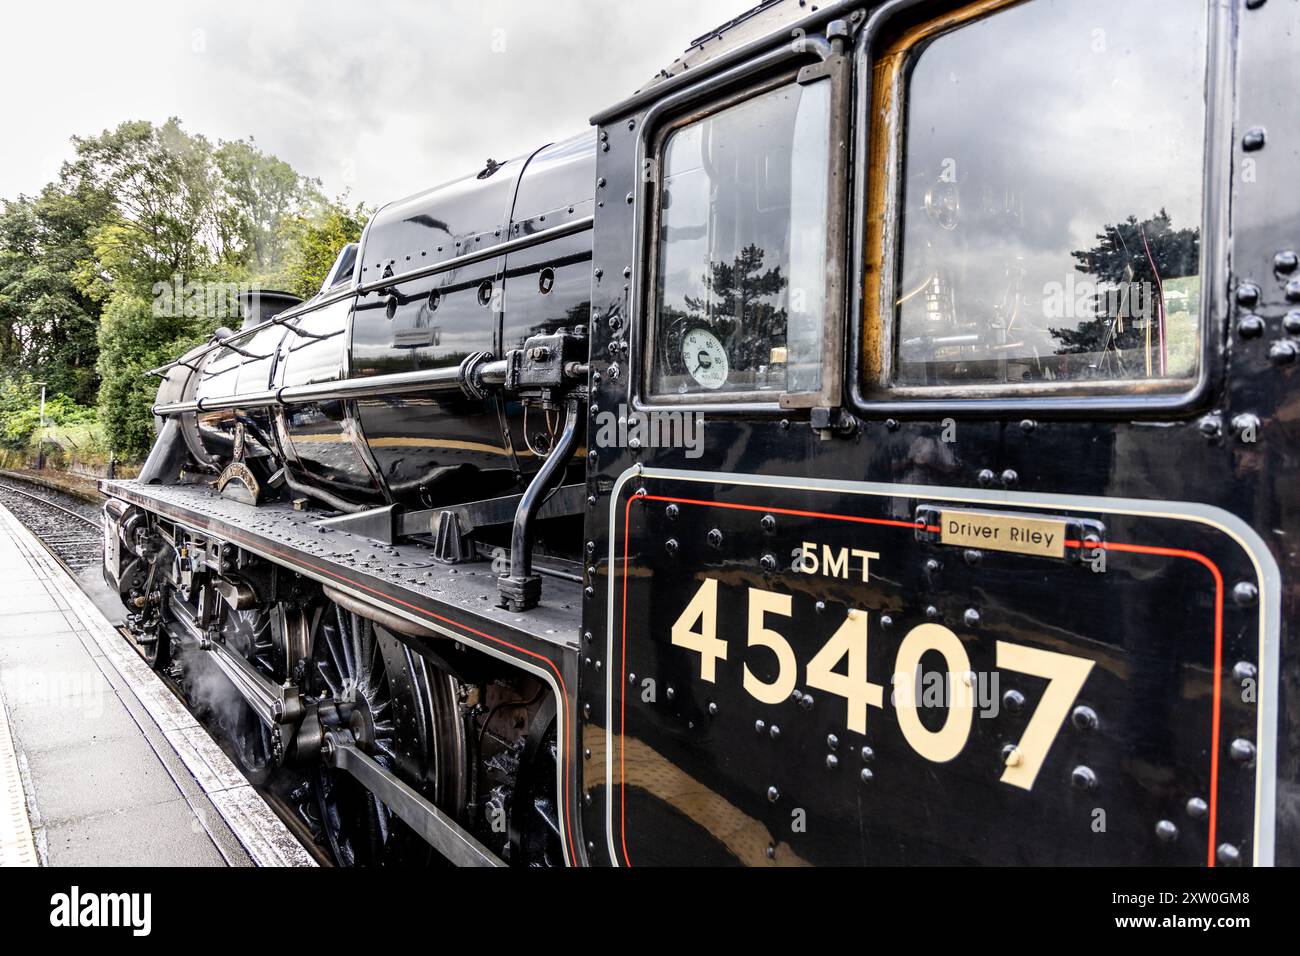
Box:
[0, 471, 332, 863]
[0, 474, 103, 572]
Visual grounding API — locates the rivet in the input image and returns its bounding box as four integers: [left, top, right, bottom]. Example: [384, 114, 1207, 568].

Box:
[1216, 843, 1241, 866]
[760, 553, 777, 572]
[1233, 581, 1259, 606]
[799, 694, 814, 711]
[1268, 340, 1295, 365]
[1071, 765, 1098, 791]
[1198, 415, 1222, 439]
[629, 673, 637, 684]
[760, 514, 776, 533]
[1242, 127, 1266, 151]
[814, 600, 826, 614]
[1186, 797, 1208, 820]
[963, 608, 980, 628]
[1288, 278, 1300, 302]
[1155, 820, 1179, 842]
[885, 418, 900, 431]
[1019, 419, 1037, 434]
[765, 844, 776, 859]
[582, 702, 591, 719]
[1235, 282, 1261, 308]
[1003, 745, 1023, 767]
[1237, 314, 1265, 338]
[880, 614, 893, 630]
[977, 468, 997, 487]
[665, 685, 675, 701]
[1071, 705, 1099, 731]
[665, 538, 679, 556]
[1275, 250, 1298, 274]
[708, 701, 718, 715]
[665, 503, 679, 520]
[754, 719, 766, 734]
[584, 748, 592, 760]
[1003, 689, 1025, 714]
[1232, 661, 1257, 683]
[925, 558, 941, 573]
[707, 528, 723, 548]
[826, 733, 839, 750]
[769, 724, 781, 739]
[1000, 469, 1018, 487]
[767, 785, 779, 802]
[1230, 738, 1255, 764]
[1284, 311, 1300, 334]
[861, 746, 874, 762]
[925, 605, 940, 620]
[1245, 0, 1266, 9]
[825, 754, 839, 770]
[964, 548, 982, 565]
[860, 768, 873, 784]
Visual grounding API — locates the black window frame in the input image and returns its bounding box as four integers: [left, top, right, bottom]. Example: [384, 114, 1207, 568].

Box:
[847, 0, 1232, 419]
[632, 43, 853, 415]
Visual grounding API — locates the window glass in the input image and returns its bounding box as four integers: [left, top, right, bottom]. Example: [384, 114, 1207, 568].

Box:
[652, 80, 830, 398]
[892, 0, 1207, 389]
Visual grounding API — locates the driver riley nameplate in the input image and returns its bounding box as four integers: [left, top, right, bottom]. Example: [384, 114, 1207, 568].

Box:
[604, 469, 1274, 867]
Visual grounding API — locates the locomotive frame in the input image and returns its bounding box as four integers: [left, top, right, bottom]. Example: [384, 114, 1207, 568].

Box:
[101, 0, 1298, 867]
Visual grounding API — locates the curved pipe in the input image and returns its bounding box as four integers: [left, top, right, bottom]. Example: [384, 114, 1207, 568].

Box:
[282, 470, 365, 515]
[498, 393, 582, 611]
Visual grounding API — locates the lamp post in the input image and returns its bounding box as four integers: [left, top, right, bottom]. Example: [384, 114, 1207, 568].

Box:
[34, 381, 46, 471]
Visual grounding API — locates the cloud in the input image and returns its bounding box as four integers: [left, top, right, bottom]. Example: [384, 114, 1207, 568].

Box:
[0, 0, 744, 205]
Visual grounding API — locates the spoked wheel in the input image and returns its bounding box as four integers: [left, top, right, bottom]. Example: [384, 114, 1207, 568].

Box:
[217, 606, 278, 781]
[511, 697, 564, 867]
[120, 557, 170, 669]
[308, 603, 467, 867]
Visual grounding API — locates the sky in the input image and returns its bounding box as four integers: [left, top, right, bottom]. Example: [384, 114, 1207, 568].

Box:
[0, 0, 745, 207]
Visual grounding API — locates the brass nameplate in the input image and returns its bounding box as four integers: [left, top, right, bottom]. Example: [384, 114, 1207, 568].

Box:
[938, 509, 1067, 559]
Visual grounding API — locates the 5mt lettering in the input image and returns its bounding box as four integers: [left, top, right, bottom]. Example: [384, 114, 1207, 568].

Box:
[669, 577, 1094, 791]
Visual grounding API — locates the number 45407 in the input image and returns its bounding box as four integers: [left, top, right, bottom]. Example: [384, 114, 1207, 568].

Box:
[669, 577, 1094, 792]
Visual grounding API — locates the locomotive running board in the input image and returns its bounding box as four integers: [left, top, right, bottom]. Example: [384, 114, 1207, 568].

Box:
[323, 732, 505, 867]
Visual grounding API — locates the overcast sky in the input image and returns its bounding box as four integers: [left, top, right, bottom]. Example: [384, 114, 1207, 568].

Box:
[0, 0, 744, 207]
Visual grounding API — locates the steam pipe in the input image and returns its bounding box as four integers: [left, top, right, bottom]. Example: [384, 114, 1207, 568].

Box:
[497, 393, 582, 612]
[152, 355, 508, 417]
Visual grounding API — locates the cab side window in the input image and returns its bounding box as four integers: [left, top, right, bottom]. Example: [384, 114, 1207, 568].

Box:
[884, 0, 1208, 391]
[650, 78, 831, 401]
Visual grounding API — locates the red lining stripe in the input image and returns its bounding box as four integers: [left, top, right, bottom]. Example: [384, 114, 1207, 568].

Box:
[618, 493, 1226, 868]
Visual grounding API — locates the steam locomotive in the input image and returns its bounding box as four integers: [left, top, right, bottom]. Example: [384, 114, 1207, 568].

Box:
[102, 0, 1299, 866]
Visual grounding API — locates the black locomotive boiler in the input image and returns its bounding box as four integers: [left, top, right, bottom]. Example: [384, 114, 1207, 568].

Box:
[104, 0, 1299, 867]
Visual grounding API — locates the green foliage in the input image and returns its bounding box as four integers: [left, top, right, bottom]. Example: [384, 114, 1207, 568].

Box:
[274, 200, 370, 299]
[0, 117, 369, 462]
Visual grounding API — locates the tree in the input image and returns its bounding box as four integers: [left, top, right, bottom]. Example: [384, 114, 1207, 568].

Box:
[273, 199, 370, 298]
[1051, 210, 1200, 374]
[682, 244, 787, 371]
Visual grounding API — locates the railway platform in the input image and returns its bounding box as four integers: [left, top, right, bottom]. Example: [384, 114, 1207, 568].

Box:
[0, 499, 314, 867]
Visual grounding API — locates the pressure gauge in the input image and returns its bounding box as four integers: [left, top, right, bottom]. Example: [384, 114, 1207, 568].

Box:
[681, 327, 729, 390]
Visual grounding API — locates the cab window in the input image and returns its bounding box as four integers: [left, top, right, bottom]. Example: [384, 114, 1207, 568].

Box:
[649, 78, 831, 401]
[882, 0, 1208, 392]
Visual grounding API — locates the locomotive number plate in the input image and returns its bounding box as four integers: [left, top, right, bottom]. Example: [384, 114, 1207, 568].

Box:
[606, 471, 1271, 867]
